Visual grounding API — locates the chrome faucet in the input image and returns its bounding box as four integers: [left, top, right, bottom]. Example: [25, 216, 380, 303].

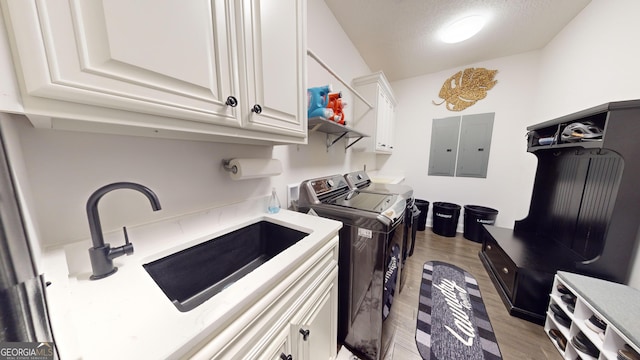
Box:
[87, 182, 162, 280]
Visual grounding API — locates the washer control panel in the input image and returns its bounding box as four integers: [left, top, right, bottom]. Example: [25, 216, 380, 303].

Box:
[309, 175, 348, 196]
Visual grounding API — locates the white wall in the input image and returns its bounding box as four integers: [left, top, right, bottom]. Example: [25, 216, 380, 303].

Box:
[533, 0, 640, 120]
[379, 51, 541, 230]
[0, 0, 373, 249]
[8, 118, 276, 245]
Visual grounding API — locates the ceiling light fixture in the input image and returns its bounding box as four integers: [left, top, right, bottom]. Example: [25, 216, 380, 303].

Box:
[440, 15, 486, 44]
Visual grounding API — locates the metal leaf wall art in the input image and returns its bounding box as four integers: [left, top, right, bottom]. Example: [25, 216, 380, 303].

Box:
[433, 67, 498, 111]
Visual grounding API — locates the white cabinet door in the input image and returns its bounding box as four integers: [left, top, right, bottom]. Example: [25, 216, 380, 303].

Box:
[292, 271, 338, 360]
[375, 88, 387, 151]
[375, 88, 395, 152]
[378, 85, 396, 153]
[384, 95, 396, 152]
[2, 0, 242, 128]
[239, 0, 306, 138]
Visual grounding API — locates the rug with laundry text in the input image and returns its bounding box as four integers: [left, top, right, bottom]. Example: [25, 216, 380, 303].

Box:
[416, 261, 502, 360]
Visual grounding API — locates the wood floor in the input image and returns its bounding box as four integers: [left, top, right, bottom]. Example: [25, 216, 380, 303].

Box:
[384, 229, 562, 360]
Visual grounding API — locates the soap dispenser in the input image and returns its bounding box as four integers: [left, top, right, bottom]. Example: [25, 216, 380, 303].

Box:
[268, 187, 281, 214]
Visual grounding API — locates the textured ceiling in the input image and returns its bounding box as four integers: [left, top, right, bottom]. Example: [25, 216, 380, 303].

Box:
[324, 0, 591, 81]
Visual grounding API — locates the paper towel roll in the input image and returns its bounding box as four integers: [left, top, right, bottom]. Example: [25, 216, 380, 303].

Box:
[225, 158, 282, 180]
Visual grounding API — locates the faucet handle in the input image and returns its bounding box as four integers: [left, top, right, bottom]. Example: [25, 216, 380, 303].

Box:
[121, 226, 134, 256]
[107, 227, 134, 260]
[123, 226, 130, 245]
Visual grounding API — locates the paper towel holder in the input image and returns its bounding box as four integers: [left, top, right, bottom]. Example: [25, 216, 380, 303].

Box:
[222, 159, 239, 174]
[222, 158, 283, 180]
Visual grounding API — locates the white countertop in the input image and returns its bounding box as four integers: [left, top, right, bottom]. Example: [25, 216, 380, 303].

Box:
[367, 172, 405, 184]
[42, 197, 342, 360]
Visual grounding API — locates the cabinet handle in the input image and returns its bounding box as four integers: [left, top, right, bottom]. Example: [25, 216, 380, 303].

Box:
[446, 149, 452, 152]
[478, 148, 484, 151]
[279, 353, 292, 360]
[486, 245, 492, 250]
[502, 267, 509, 274]
[251, 104, 262, 114]
[225, 96, 238, 107]
[299, 328, 310, 341]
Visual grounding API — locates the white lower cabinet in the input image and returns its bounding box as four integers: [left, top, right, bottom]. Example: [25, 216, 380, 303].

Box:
[545, 273, 640, 360]
[186, 236, 338, 360]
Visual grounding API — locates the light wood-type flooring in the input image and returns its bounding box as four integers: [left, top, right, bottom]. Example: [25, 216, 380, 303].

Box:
[384, 229, 562, 360]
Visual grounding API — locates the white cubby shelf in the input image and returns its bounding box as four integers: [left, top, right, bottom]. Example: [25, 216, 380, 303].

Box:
[544, 272, 640, 360]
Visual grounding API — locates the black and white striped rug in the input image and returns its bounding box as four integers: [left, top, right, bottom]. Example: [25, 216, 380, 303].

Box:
[416, 261, 502, 360]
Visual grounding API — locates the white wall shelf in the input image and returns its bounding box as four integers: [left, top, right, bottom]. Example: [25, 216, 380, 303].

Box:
[308, 116, 368, 151]
[306, 49, 372, 151]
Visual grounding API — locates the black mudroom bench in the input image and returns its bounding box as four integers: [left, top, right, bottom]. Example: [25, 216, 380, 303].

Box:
[479, 100, 640, 324]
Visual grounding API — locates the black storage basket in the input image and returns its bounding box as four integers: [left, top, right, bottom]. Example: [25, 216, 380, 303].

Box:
[432, 202, 461, 237]
[463, 205, 498, 243]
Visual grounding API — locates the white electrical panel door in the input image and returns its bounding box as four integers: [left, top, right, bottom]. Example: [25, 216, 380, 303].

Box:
[456, 113, 495, 178]
[428, 113, 494, 178]
[428, 116, 461, 176]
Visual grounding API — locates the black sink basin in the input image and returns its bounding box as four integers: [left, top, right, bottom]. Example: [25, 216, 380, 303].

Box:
[143, 221, 308, 312]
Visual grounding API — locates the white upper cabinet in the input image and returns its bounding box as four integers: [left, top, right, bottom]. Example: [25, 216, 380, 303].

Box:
[352, 71, 397, 154]
[0, 0, 307, 145]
